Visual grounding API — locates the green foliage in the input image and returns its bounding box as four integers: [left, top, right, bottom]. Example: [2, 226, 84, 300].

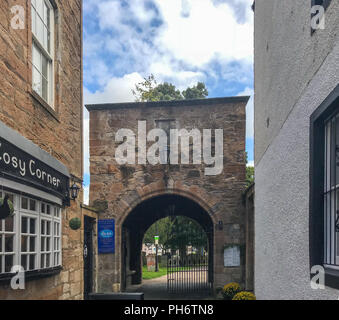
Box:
[132, 74, 208, 102]
[142, 266, 167, 280]
[143, 216, 208, 252]
[182, 82, 208, 99]
[222, 282, 241, 300]
[232, 291, 256, 300]
[0, 197, 14, 219]
[69, 217, 81, 230]
[246, 166, 254, 187]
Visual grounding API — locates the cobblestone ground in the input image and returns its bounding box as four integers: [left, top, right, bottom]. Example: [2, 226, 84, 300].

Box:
[126, 272, 213, 300]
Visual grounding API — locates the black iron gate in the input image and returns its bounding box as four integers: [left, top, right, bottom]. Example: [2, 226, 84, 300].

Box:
[166, 227, 213, 294]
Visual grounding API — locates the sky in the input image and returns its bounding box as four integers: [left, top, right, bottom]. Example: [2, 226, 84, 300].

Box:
[83, 0, 254, 204]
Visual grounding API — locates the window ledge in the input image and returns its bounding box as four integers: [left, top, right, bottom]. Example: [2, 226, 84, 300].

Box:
[30, 90, 60, 123]
[0, 266, 62, 285]
[324, 266, 339, 290]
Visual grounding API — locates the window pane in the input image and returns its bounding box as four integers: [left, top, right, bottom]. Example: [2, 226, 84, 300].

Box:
[36, 0, 43, 17]
[41, 220, 45, 235]
[43, 25, 48, 50]
[0, 236, 2, 252]
[5, 235, 14, 252]
[5, 255, 13, 273]
[36, 16, 44, 45]
[42, 76, 48, 101]
[46, 221, 51, 235]
[42, 52, 48, 78]
[41, 254, 45, 268]
[21, 198, 28, 210]
[5, 216, 14, 232]
[46, 253, 50, 267]
[21, 236, 28, 252]
[21, 255, 27, 270]
[31, 6, 36, 35]
[29, 199, 36, 211]
[33, 67, 42, 95]
[46, 205, 50, 215]
[46, 237, 50, 251]
[41, 237, 45, 251]
[44, 2, 49, 24]
[41, 203, 45, 214]
[33, 44, 41, 69]
[29, 237, 36, 252]
[29, 255, 35, 270]
[21, 217, 28, 233]
[30, 218, 36, 234]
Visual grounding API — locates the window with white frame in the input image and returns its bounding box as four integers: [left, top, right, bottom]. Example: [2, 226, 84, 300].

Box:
[0, 191, 62, 274]
[31, 0, 55, 107]
[324, 111, 339, 266]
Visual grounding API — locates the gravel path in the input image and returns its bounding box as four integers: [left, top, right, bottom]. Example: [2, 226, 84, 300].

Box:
[126, 272, 212, 300]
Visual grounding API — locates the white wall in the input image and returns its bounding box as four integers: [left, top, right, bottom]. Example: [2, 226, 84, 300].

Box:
[254, 0, 339, 299]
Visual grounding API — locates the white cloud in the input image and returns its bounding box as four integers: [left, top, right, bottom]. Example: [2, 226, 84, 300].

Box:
[237, 86, 253, 139]
[84, 0, 253, 89]
[247, 160, 254, 167]
[84, 72, 144, 104]
[153, 0, 253, 67]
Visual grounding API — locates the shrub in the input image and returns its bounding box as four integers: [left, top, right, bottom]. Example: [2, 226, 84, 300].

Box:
[222, 282, 241, 300]
[232, 291, 256, 300]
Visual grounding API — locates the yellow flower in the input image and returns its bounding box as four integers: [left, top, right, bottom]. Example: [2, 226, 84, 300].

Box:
[232, 291, 256, 300]
[222, 282, 241, 300]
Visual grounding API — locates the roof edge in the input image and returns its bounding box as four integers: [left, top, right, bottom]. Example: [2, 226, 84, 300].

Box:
[85, 96, 250, 111]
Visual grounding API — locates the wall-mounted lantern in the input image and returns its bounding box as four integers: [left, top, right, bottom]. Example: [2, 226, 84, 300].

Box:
[217, 220, 224, 231]
[70, 182, 80, 200]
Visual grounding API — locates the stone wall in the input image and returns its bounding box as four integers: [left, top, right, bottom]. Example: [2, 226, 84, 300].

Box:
[87, 97, 249, 291]
[0, 0, 83, 299]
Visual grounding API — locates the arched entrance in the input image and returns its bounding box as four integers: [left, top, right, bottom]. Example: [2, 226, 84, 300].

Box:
[121, 194, 214, 295]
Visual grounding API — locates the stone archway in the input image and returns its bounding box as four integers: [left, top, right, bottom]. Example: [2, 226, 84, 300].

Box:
[120, 192, 215, 292]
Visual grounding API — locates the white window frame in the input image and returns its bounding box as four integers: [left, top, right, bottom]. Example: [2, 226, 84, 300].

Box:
[0, 191, 62, 274]
[31, 0, 55, 108]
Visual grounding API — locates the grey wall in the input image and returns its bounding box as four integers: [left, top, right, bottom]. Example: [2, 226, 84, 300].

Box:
[254, 0, 339, 299]
[255, 0, 339, 164]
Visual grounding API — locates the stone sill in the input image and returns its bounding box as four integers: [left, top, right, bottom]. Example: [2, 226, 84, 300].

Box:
[30, 90, 60, 123]
[0, 266, 62, 285]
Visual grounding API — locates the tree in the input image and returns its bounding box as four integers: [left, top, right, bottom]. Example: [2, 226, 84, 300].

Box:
[143, 216, 208, 259]
[246, 166, 254, 187]
[182, 82, 208, 100]
[132, 74, 208, 102]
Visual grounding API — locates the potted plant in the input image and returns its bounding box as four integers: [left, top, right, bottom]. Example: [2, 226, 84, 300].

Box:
[0, 195, 14, 220]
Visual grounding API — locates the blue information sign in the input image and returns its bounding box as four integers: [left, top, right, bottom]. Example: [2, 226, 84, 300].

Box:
[98, 219, 115, 254]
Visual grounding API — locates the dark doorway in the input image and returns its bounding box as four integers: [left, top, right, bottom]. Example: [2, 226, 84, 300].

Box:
[84, 216, 95, 300]
[121, 194, 214, 298]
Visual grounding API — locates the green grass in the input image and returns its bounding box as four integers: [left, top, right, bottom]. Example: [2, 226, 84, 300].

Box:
[142, 266, 167, 280]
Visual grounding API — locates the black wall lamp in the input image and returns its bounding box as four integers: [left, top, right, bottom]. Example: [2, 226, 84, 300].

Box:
[70, 182, 80, 200]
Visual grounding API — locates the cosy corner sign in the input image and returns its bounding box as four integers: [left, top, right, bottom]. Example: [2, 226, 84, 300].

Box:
[0, 137, 69, 202]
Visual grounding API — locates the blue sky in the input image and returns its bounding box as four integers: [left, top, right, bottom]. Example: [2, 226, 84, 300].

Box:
[82, 0, 254, 203]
